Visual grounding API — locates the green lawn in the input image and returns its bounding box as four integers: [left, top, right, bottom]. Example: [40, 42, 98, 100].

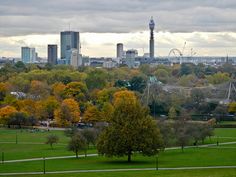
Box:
[0, 128, 236, 176]
[0, 144, 235, 173]
[8, 169, 236, 177]
[0, 128, 236, 161]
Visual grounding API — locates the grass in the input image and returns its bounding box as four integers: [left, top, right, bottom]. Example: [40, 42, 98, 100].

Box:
[0, 127, 236, 176]
[0, 144, 235, 173]
[219, 121, 236, 125]
[7, 169, 236, 177]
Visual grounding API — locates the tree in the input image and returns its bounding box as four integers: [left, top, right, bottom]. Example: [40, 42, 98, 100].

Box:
[0, 106, 18, 125]
[45, 134, 59, 149]
[41, 96, 59, 120]
[83, 105, 101, 123]
[54, 98, 80, 127]
[174, 122, 192, 152]
[158, 120, 175, 149]
[85, 69, 108, 90]
[81, 128, 98, 148]
[8, 112, 28, 128]
[129, 76, 146, 93]
[62, 82, 88, 102]
[97, 90, 163, 162]
[101, 102, 114, 122]
[155, 69, 169, 83]
[68, 133, 87, 158]
[180, 63, 194, 76]
[52, 82, 66, 100]
[228, 102, 236, 114]
[0, 82, 7, 101]
[29, 80, 50, 100]
[168, 107, 177, 120]
[206, 72, 230, 85]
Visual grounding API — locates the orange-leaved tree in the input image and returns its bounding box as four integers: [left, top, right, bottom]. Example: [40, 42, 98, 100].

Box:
[83, 105, 101, 123]
[54, 98, 80, 127]
[0, 106, 18, 125]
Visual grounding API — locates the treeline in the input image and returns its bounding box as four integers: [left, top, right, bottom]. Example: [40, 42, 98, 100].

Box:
[0, 62, 235, 128]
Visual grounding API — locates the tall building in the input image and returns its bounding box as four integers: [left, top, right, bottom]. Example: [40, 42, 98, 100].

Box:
[47, 45, 58, 65]
[21, 47, 36, 63]
[149, 17, 155, 59]
[117, 43, 124, 58]
[60, 31, 80, 59]
[125, 49, 138, 68]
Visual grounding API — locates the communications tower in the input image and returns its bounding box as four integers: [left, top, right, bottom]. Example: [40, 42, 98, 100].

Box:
[149, 17, 155, 59]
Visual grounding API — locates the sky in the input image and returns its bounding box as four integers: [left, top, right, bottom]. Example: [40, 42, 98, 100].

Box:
[0, 0, 236, 58]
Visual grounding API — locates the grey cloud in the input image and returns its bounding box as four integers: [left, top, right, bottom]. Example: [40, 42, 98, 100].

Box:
[0, 0, 236, 36]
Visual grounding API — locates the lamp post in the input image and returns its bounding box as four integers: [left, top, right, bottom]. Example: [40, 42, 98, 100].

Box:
[16, 132, 18, 144]
[43, 157, 46, 174]
[1, 152, 4, 164]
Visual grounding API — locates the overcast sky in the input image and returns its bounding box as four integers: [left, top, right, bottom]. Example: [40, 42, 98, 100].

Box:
[0, 0, 236, 57]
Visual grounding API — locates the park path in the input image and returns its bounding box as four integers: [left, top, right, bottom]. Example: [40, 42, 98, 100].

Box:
[0, 166, 236, 176]
[3, 154, 98, 163]
[2, 141, 236, 164]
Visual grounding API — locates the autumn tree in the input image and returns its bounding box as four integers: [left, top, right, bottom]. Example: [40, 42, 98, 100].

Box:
[41, 96, 59, 120]
[97, 90, 163, 162]
[101, 102, 114, 122]
[54, 98, 80, 127]
[83, 105, 101, 123]
[0, 82, 7, 101]
[29, 80, 50, 100]
[168, 107, 177, 120]
[52, 82, 66, 100]
[62, 82, 88, 102]
[0, 106, 18, 125]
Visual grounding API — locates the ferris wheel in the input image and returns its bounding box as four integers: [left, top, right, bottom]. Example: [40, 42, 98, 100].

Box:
[168, 48, 183, 65]
[168, 42, 186, 65]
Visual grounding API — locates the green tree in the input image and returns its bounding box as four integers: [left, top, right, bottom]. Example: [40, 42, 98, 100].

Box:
[81, 128, 98, 149]
[97, 90, 163, 162]
[45, 134, 59, 149]
[68, 133, 87, 158]
[85, 69, 108, 90]
[129, 76, 147, 93]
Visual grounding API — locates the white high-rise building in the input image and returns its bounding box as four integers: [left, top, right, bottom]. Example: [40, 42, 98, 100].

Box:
[21, 47, 37, 63]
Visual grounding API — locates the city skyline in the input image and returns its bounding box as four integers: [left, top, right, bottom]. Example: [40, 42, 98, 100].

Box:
[0, 0, 236, 58]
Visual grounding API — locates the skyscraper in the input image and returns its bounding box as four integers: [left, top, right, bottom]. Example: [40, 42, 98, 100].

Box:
[60, 31, 80, 59]
[149, 17, 155, 59]
[48, 45, 58, 65]
[116, 43, 124, 58]
[21, 47, 36, 63]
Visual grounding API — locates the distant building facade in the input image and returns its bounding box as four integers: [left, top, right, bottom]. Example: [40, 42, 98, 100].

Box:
[21, 47, 36, 63]
[47, 45, 58, 65]
[117, 43, 124, 58]
[60, 31, 80, 59]
[125, 49, 138, 68]
[59, 31, 82, 67]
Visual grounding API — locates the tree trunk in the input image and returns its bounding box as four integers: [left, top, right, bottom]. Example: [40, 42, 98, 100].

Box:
[181, 145, 184, 152]
[76, 150, 78, 158]
[127, 150, 132, 162]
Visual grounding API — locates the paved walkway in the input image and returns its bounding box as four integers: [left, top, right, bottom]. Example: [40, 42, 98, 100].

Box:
[3, 154, 98, 163]
[0, 166, 236, 176]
